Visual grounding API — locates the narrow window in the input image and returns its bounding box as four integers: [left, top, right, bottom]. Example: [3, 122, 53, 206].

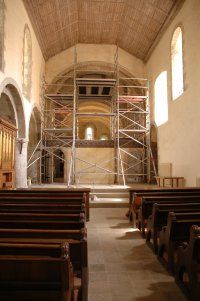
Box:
[22, 25, 32, 99]
[171, 27, 184, 100]
[85, 126, 94, 140]
[154, 71, 168, 127]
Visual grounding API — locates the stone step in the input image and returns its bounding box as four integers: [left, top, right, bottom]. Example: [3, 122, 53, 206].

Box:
[90, 192, 129, 199]
[90, 188, 129, 194]
[90, 197, 129, 208]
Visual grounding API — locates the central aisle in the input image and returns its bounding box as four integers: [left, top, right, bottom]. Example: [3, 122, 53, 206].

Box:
[87, 208, 187, 301]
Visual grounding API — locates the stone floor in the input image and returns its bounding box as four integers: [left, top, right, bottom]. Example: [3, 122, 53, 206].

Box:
[88, 208, 187, 301]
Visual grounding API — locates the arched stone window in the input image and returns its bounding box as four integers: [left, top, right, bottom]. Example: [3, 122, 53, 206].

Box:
[154, 71, 168, 127]
[0, 0, 5, 71]
[171, 26, 184, 100]
[22, 25, 32, 99]
[85, 126, 94, 140]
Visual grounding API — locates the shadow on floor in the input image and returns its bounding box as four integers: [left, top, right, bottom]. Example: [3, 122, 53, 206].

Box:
[115, 231, 141, 240]
[132, 282, 187, 301]
[110, 222, 132, 229]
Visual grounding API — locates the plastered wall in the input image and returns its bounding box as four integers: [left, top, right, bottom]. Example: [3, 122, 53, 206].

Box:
[45, 44, 146, 83]
[146, 0, 200, 186]
[0, 0, 45, 138]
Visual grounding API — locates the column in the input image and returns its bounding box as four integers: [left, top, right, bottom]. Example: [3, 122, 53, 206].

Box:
[15, 138, 28, 188]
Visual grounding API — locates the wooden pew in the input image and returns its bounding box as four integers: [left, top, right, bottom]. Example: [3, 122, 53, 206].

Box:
[0, 188, 91, 220]
[0, 219, 85, 230]
[0, 242, 74, 301]
[175, 225, 200, 301]
[0, 228, 88, 301]
[0, 212, 85, 222]
[0, 195, 85, 204]
[138, 195, 200, 236]
[0, 191, 89, 300]
[158, 212, 200, 273]
[146, 202, 200, 253]
[128, 187, 200, 220]
[0, 203, 86, 215]
[130, 190, 200, 226]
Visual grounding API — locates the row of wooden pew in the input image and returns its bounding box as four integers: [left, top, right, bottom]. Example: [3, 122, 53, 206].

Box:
[0, 188, 90, 301]
[128, 187, 200, 301]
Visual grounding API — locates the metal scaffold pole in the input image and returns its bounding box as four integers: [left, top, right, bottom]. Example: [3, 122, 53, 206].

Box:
[115, 47, 151, 184]
[116, 45, 120, 184]
[69, 45, 77, 186]
[28, 45, 153, 186]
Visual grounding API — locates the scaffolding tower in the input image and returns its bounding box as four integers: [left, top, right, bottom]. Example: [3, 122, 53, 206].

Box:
[27, 46, 152, 186]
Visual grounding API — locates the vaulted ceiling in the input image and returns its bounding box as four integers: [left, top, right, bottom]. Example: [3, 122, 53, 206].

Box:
[23, 0, 185, 61]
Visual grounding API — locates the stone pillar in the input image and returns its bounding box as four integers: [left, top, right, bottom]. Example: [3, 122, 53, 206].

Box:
[63, 148, 70, 185]
[15, 138, 28, 188]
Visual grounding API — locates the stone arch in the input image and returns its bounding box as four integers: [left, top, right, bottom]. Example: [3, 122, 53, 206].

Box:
[28, 105, 41, 138]
[150, 123, 158, 183]
[53, 149, 65, 182]
[49, 62, 140, 141]
[27, 106, 41, 183]
[45, 61, 146, 184]
[0, 78, 26, 138]
[0, 78, 27, 188]
[49, 61, 145, 96]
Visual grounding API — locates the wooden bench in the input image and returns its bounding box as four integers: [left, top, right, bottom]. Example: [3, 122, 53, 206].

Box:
[146, 202, 200, 253]
[175, 225, 200, 301]
[130, 190, 200, 226]
[0, 191, 89, 300]
[0, 202, 86, 215]
[138, 195, 200, 236]
[0, 242, 74, 301]
[0, 228, 88, 301]
[128, 188, 200, 219]
[0, 219, 85, 230]
[0, 189, 90, 221]
[158, 212, 200, 273]
[0, 212, 85, 222]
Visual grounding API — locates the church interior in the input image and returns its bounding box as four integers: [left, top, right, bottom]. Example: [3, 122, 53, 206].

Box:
[0, 0, 200, 300]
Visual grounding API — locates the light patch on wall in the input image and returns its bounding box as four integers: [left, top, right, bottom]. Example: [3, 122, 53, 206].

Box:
[154, 71, 168, 127]
[171, 27, 184, 100]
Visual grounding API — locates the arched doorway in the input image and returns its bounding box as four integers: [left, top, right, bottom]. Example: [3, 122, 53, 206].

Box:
[27, 106, 41, 184]
[53, 150, 64, 182]
[0, 79, 26, 188]
[150, 123, 158, 183]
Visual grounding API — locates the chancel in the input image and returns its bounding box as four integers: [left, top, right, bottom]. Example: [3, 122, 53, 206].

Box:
[0, 0, 199, 300]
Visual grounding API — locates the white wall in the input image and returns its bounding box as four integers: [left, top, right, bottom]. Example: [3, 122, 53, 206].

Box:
[45, 44, 146, 83]
[0, 0, 45, 138]
[146, 0, 200, 186]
